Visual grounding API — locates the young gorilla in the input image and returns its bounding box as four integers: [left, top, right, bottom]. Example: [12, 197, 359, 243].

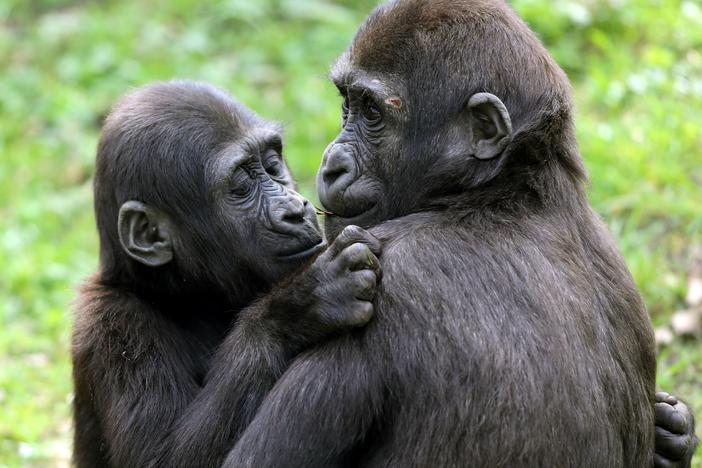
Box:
[222, 1, 698, 467]
[72, 81, 382, 467]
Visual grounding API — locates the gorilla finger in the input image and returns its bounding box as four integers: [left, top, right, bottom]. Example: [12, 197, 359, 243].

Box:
[655, 427, 692, 460]
[672, 400, 695, 429]
[359, 231, 382, 256]
[346, 301, 374, 327]
[329, 225, 368, 254]
[655, 403, 690, 435]
[653, 452, 676, 468]
[329, 225, 381, 257]
[337, 243, 381, 272]
[656, 391, 678, 406]
[350, 270, 378, 301]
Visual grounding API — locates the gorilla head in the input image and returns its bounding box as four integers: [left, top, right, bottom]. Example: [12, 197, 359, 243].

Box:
[317, 0, 587, 239]
[95, 81, 324, 304]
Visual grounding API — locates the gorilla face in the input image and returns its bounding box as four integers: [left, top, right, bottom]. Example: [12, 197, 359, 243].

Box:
[108, 82, 325, 297]
[206, 125, 325, 284]
[317, 52, 514, 241]
[316, 61, 404, 240]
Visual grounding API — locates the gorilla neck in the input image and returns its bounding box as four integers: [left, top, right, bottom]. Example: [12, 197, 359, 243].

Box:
[424, 141, 587, 216]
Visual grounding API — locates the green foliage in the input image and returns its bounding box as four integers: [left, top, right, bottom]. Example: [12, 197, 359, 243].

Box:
[0, 0, 699, 466]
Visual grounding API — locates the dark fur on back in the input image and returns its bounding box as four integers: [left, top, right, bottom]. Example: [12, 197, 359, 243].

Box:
[225, 203, 656, 467]
[371, 204, 654, 466]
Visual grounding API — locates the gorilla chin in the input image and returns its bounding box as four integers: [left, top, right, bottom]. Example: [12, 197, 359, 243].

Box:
[319, 176, 386, 241]
[318, 181, 382, 241]
[322, 201, 382, 241]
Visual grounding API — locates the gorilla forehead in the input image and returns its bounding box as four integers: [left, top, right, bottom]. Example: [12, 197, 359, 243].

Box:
[102, 82, 281, 178]
[104, 81, 275, 152]
[347, 0, 571, 120]
[350, 0, 524, 69]
[96, 81, 283, 224]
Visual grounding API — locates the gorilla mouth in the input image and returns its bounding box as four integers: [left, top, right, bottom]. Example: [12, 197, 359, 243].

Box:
[325, 202, 378, 223]
[319, 187, 378, 218]
[317, 173, 381, 220]
[277, 239, 326, 261]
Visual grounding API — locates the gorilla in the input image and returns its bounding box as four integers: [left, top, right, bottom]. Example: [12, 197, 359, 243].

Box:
[71, 81, 382, 467]
[220, 1, 696, 467]
[72, 7, 697, 468]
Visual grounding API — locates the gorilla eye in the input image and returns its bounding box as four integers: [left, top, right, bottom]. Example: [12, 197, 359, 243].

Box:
[263, 149, 284, 178]
[363, 98, 382, 122]
[230, 182, 251, 197]
[264, 159, 283, 177]
[229, 169, 254, 197]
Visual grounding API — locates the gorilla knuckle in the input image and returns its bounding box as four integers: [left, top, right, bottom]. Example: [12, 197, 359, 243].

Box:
[337, 225, 368, 245]
[670, 410, 690, 435]
[326, 301, 373, 328]
[337, 243, 373, 270]
[347, 242, 372, 258]
[354, 269, 378, 289]
[656, 392, 679, 407]
[654, 402, 691, 435]
[676, 434, 692, 452]
[349, 301, 374, 326]
[342, 224, 365, 237]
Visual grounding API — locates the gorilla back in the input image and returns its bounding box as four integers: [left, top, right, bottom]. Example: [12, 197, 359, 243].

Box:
[359, 208, 655, 467]
[224, 1, 656, 467]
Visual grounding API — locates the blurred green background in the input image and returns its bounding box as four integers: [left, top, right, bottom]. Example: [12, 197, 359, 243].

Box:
[0, 0, 700, 466]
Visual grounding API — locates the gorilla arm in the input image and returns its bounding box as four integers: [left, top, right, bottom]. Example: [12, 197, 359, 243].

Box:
[222, 231, 411, 467]
[74, 286, 316, 468]
[221, 335, 385, 468]
[73, 228, 381, 468]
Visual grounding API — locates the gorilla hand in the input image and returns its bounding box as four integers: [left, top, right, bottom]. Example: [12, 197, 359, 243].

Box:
[264, 225, 381, 349]
[309, 224, 382, 328]
[654, 392, 698, 468]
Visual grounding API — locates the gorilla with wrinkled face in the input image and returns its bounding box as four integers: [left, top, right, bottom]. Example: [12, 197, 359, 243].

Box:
[223, 1, 696, 467]
[72, 81, 382, 467]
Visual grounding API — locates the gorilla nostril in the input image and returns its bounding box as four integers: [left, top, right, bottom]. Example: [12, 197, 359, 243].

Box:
[283, 211, 304, 224]
[281, 198, 307, 226]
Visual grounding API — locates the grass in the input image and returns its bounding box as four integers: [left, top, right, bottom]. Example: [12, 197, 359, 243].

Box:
[0, 0, 700, 466]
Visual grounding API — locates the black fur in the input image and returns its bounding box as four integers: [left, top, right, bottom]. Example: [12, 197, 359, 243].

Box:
[654, 392, 699, 468]
[71, 2, 697, 466]
[223, 1, 659, 466]
[72, 81, 382, 467]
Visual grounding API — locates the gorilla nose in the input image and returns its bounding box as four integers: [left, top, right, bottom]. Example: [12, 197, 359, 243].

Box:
[321, 146, 357, 190]
[271, 196, 310, 233]
[282, 200, 305, 224]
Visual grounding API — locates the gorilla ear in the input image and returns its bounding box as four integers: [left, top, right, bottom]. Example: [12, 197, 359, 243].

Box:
[467, 93, 513, 160]
[117, 201, 174, 267]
